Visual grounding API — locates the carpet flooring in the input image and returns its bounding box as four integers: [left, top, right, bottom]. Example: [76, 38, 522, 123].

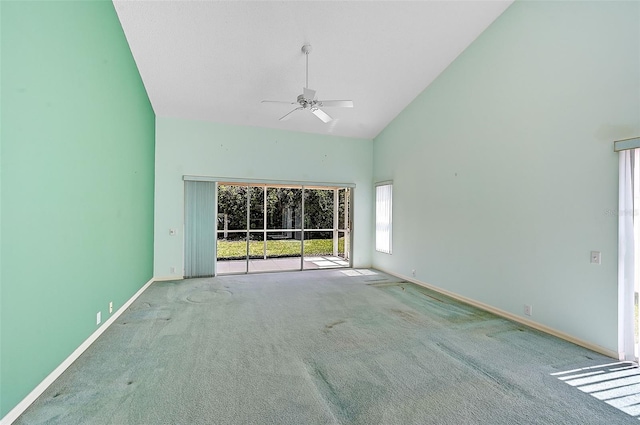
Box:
[15, 269, 639, 424]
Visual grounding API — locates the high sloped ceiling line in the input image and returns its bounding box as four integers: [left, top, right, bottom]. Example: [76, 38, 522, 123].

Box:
[112, 0, 513, 139]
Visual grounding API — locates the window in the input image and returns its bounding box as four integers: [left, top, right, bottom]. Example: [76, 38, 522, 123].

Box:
[376, 182, 392, 254]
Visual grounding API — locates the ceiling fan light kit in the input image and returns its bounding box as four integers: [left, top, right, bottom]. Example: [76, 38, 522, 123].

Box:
[261, 44, 354, 123]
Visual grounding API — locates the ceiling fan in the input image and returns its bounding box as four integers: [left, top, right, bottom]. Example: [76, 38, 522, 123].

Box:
[261, 44, 354, 123]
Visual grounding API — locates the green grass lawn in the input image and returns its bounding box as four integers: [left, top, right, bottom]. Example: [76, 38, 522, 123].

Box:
[217, 238, 344, 260]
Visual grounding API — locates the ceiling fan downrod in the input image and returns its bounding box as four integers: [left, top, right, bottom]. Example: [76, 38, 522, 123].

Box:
[302, 44, 312, 90]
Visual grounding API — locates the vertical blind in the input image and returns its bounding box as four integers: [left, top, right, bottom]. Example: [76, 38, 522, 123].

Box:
[184, 180, 216, 278]
[614, 137, 640, 360]
[618, 149, 639, 361]
[376, 183, 392, 254]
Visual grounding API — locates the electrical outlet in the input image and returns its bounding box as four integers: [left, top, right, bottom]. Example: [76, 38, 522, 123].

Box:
[411, 269, 416, 277]
[109, 302, 113, 314]
[170, 266, 176, 274]
[96, 311, 102, 325]
[524, 305, 532, 316]
[590, 251, 601, 264]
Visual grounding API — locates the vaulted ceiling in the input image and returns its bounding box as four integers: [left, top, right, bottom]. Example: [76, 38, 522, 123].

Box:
[113, 0, 513, 139]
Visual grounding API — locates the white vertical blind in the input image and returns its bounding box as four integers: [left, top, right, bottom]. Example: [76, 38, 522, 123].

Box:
[376, 183, 392, 254]
[618, 149, 638, 361]
[184, 180, 216, 278]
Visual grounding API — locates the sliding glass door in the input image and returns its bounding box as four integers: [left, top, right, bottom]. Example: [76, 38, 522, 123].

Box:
[302, 187, 350, 269]
[250, 186, 303, 273]
[215, 183, 351, 274]
[216, 184, 248, 274]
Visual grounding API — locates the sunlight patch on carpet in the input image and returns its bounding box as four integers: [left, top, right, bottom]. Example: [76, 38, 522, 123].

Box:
[553, 361, 640, 419]
[340, 269, 378, 276]
[305, 256, 348, 268]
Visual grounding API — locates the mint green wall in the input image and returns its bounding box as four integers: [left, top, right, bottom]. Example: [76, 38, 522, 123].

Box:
[0, 0, 4, 415]
[1, 1, 155, 417]
[155, 117, 372, 278]
[373, 0, 640, 353]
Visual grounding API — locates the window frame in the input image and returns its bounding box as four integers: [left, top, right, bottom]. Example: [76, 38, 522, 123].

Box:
[375, 181, 393, 254]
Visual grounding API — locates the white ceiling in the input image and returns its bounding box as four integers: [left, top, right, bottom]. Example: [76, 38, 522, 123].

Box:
[113, 0, 513, 140]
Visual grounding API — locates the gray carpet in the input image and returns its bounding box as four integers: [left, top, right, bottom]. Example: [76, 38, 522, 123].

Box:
[15, 269, 638, 424]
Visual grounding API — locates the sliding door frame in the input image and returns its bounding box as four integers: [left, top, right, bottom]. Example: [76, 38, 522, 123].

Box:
[184, 176, 354, 276]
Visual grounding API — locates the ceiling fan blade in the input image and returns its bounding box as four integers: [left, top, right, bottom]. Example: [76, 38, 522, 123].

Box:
[262, 100, 297, 105]
[318, 100, 354, 108]
[279, 107, 303, 121]
[303, 87, 316, 101]
[311, 108, 332, 123]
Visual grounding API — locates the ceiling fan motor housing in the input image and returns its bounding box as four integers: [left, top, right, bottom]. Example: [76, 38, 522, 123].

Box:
[297, 94, 315, 108]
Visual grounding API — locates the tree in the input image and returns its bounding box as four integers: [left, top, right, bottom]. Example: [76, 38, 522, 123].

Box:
[217, 185, 346, 240]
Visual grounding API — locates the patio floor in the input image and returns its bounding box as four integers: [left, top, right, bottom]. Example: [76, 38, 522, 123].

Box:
[216, 255, 349, 274]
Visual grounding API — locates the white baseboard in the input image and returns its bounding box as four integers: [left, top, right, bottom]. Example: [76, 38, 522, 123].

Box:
[375, 268, 619, 360]
[153, 275, 184, 281]
[0, 278, 156, 425]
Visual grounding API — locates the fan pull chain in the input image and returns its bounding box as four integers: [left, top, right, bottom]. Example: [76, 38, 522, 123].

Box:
[305, 51, 309, 89]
